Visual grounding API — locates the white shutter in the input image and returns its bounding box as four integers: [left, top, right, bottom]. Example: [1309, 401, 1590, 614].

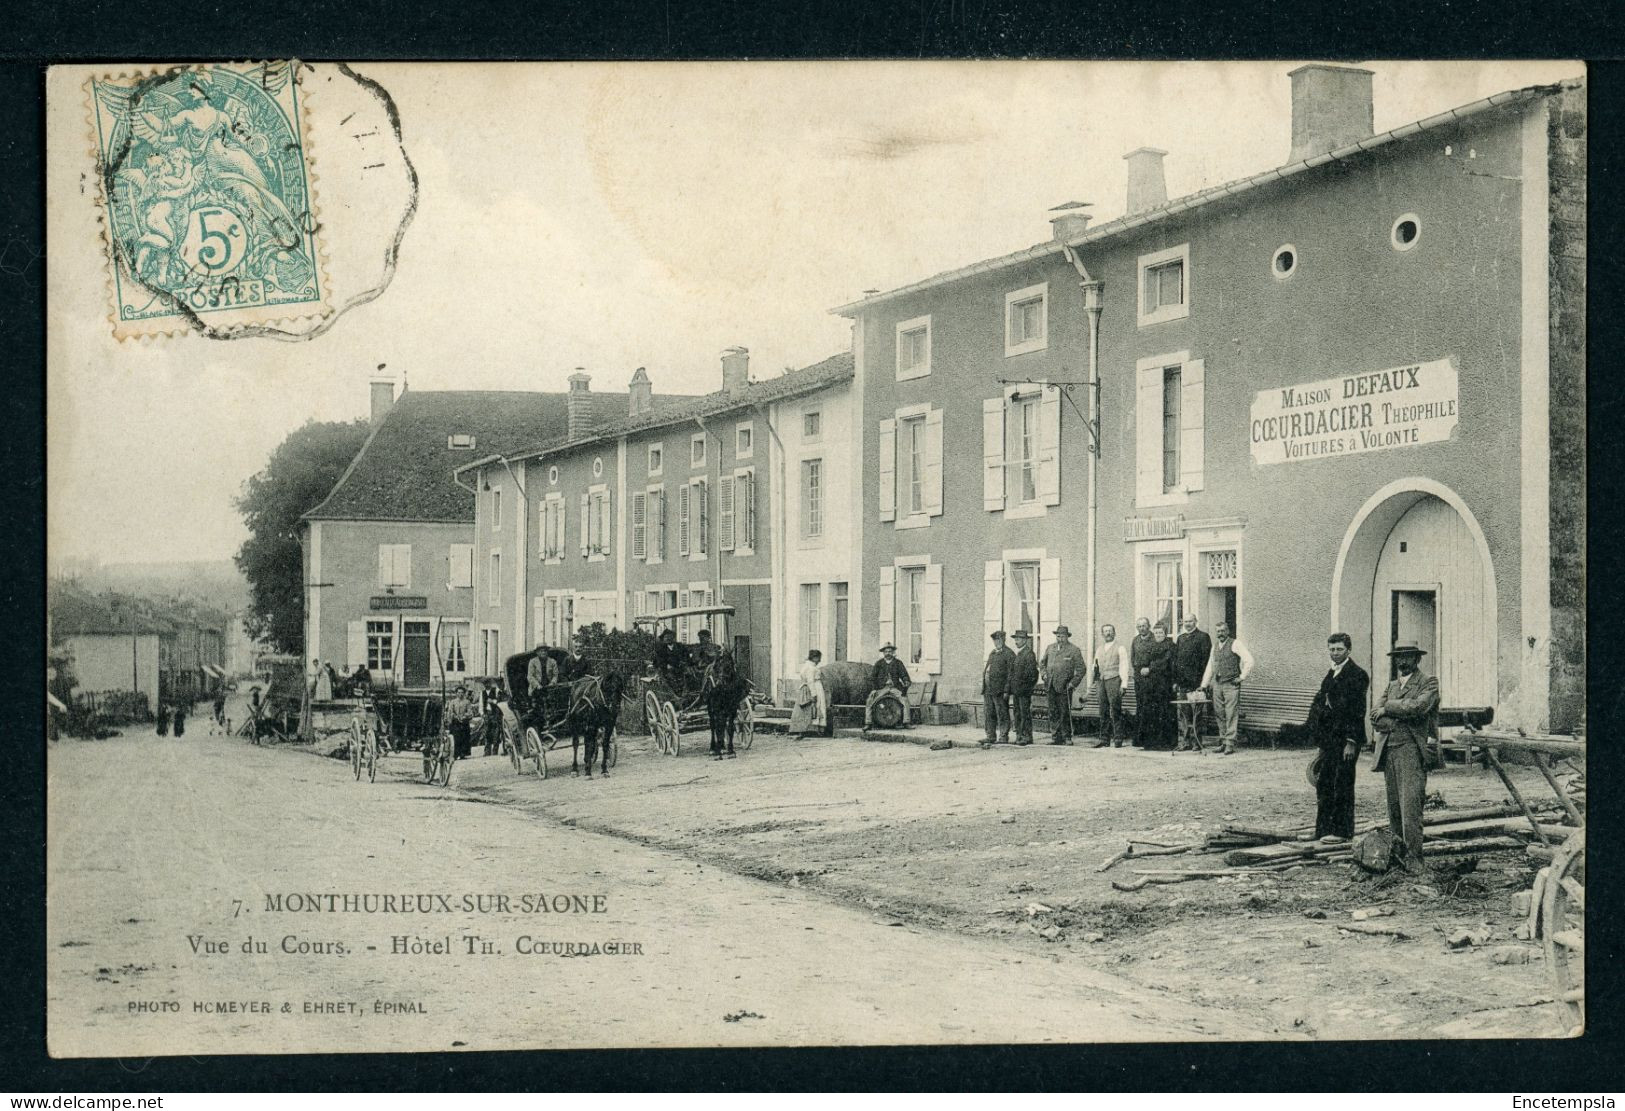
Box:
[448, 544, 472, 588]
[631, 492, 647, 560]
[923, 407, 944, 517]
[377, 545, 390, 588]
[983, 397, 1006, 511]
[984, 560, 1004, 642]
[1038, 386, 1061, 506]
[877, 566, 896, 658]
[719, 475, 736, 551]
[347, 621, 366, 671]
[1039, 556, 1061, 650]
[533, 597, 547, 647]
[922, 562, 943, 674]
[679, 484, 690, 556]
[395, 545, 411, 589]
[599, 493, 612, 554]
[878, 418, 897, 522]
[1180, 358, 1206, 493]
[1136, 364, 1163, 504]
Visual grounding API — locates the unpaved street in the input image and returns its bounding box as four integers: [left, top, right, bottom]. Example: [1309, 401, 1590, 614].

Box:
[47, 723, 1280, 1056]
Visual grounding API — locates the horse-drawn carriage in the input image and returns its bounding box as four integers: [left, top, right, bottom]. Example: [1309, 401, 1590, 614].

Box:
[633, 604, 761, 757]
[488, 646, 624, 778]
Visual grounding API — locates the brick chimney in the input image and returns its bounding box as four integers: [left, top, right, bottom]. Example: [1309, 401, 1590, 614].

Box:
[721, 347, 750, 394]
[567, 370, 592, 440]
[628, 367, 652, 416]
[1048, 201, 1093, 242]
[369, 375, 395, 428]
[1123, 147, 1169, 215]
[1288, 64, 1374, 163]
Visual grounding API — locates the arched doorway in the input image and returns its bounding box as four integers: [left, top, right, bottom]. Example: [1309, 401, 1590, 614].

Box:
[1332, 480, 1497, 711]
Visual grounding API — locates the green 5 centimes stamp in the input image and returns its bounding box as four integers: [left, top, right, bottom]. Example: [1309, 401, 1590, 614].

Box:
[90, 62, 329, 339]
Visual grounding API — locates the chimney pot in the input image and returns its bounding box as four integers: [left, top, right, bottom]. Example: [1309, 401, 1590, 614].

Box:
[1287, 64, 1375, 163]
[628, 367, 652, 416]
[721, 346, 750, 394]
[369, 377, 395, 428]
[1123, 148, 1169, 216]
[566, 371, 593, 440]
[1048, 201, 1094, 242]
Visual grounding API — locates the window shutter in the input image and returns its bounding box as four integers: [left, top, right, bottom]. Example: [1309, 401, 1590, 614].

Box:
[631, 492, 647, 560]
[347, 621, 365, 671]
[533, 597, 547, 646]
[449, 544, 472, 588]
[1136, 364, 1163, 505]
[396, 546, 411, 589]
[1038, 387, 1062, 506]
[1039, 556, 1061, 650]
[984, 560, 1004, 642]
[697, 480, 709, 554]
[653, 490, 666, 559]
[877, 566, 896, 659]
[719, 475, 736, 551]
[679, 484, 690, 556]
[377, 546, 390, 588]
[742, 471, 757, 548]
[580, 493, 591, 555]
[922, 563, 943, 674]
[878, 418, 897, 522]
[600, 493, 612, 554]
[983, 397, 1006, 510]
[923, 407, 944, 516]
[1180, 358, 1206, 493]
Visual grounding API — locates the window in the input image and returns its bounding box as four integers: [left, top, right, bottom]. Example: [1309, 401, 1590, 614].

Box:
[736, 470, 756, 550]
[985, 554, 1059, 647]
[548, 465, 559, 486]
[1007, 561, 1040, 637]
[830, 582, 849, 662]
[901, 567, 925, 665]
[488, 551, 501, 605]
[720, 475, 736, 552]
[448, 544, 473, 589]
[447, 434, 476, 450]
[1137, 243, 1190, 326]
[481, 628, 500, 676]
[592, 456, 604, 478]
[1153, 555, 1185, 632]
[681, 479, 708, 558]
[1272, 244, 1297, 279]
[366, 620, 395, 672]
[646, 487, 666, 561]
[801, 583, 822, 656]
[801, 458, 823, 539]
[580, 488, 610, 558]
[648, 444, 663, 476]
[489, 486, 502, 531]
[736, 423, 753, 459]
[377, 544, 411, 589]
[441, 620, 469, 676]
[983, 389, 1060, 514]
[1135, 352, 1204, 507]
[540, 495, 566, 561]
[691, 433, 706, 468]
[1391, 213, 1421, 252]
[1014, 395, 1039, 505]
[1004, 283, 1048, 356]
[878, 405, 943, 526]
[896, 315, 932, 379]
[803, 410, 822, 440]
[1161, 366, 1182, 493]
[1201, 548, 1240, 635]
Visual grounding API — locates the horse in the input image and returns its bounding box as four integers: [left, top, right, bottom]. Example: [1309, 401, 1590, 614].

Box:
[701, 657, 749, 759]
[565, 671, 628, 778]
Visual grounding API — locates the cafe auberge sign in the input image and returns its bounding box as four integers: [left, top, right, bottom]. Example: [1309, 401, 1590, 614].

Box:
[1250, 358, 1459, 466]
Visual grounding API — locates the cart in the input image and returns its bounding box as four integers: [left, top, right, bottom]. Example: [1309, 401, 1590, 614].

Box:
[633, 604, 759, 756]
[1470, 728, 1586, 1036]
[498, 647, 619, 778]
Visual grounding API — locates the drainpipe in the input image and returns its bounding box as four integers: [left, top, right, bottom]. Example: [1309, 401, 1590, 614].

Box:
[693, 416, 721, 624]
[494, 455, 529, 650]
[1061, 244, 1104, 664]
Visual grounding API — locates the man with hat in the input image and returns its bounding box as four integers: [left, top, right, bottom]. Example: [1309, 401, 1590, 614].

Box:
[1009, 629, 1039, 746]
[1308, 633, 1370, 840]
[980, 631, 1015, 749]
[1040, 624, 1087, 745]
[1370, 640, 1439, 870]
[870, 642, 911, 700]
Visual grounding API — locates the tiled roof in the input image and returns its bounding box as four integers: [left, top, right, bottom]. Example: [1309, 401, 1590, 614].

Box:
[303, 388, 691, 523]
[483, 351, 854, 468]
[832, 81, 1572, 315]
[49, 585, 226, 637]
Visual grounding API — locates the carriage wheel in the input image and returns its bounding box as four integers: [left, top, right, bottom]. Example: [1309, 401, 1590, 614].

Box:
[367, 731, 377, 783]
[644, 691, 666, 754]
[736, 700, 755, 751]
[1542, 829, 1585, 1035]
[526, 727, 548, 779]
[662, 702, 681, 757]
[506, 725, 522, 774]
[351, 721, 363, 780]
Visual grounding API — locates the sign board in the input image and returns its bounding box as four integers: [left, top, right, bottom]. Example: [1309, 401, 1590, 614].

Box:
[1123, 514, 1185, 542]
[1250, 358, 1459, 466]
[370, 594, 428, 611]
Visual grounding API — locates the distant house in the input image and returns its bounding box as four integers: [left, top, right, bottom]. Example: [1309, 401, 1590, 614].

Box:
[300, 377, 690, 690]
[49, 584, 228, 712]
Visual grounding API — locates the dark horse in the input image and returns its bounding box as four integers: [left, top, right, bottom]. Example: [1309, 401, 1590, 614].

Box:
[702, 653, 749, 760]
[566, 671, 628, 778]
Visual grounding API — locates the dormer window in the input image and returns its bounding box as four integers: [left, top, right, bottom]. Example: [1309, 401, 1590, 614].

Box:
[447, 434, 477, 450]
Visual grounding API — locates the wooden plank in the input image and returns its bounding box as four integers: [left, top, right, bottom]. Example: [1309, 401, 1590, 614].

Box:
[1484, 748, 1553, 846]
[1425, 817, 1575, 841]
[1223, 841, 1324, 866]
[1536, 757, 1586, 826]
[1474, 732, 1587, 758]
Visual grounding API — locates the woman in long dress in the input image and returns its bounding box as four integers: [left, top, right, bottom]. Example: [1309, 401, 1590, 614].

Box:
[1136, 623, 1177, 749]
[790, 650, 827, 736]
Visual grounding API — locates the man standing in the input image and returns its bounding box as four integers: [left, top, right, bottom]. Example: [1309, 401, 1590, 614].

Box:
[1039, 624, 1087, 745]
[1173, 616, 1211, 697]
[1370, 641, 1439, 870]
[1089, 624, 1131, 747]
[1009, 630, 1038, 746]
[1309, 633, 1370, 840]
[1200, 622, 1254, 755]
[980, 631, 1014, 749]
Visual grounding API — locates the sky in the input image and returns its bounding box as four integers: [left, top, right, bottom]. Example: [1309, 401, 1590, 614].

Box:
[45, 60, 1581, 569]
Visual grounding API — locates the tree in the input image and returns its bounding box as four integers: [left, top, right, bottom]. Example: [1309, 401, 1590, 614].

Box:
[234, 419, 369, 654]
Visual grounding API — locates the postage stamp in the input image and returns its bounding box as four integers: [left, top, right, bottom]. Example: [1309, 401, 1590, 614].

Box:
[87, 62, 329, 339]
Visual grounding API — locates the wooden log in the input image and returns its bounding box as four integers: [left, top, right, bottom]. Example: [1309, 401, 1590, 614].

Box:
[1420, 835, 1526, 855]
[1221, 823, 1305, 841]
[1474, 732, 1587, 758]
[1423, 802, 1553, 826]
[1337, 922, 1413, 939]
[1425, 817, 1575, 841]
[1483, 748, 1552, 846]
[1224, 841, 1327, 866]
[1536, 757, 1586, 827]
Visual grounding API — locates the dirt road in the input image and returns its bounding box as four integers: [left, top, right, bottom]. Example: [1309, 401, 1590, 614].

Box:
[46, 725, 1281, 1056]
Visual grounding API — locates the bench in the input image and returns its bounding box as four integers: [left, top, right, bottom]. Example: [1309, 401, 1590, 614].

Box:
[1067, 684, 1319, 747]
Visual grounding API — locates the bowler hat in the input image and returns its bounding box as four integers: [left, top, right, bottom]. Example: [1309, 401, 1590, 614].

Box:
[880, 643, 896, 652]
[1387, 640, 1428, 657]
[1053, 625, 1071, 636]
[990, 630, 1006, 640]
[1012, 629, 1031, 640]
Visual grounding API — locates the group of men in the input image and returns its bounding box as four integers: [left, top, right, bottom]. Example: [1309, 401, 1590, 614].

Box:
[977, 616, 1252, 754]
